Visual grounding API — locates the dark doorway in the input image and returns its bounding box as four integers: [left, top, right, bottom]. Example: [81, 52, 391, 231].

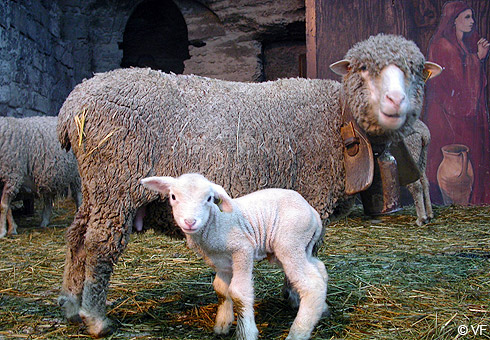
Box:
[121, 0, 190, 73]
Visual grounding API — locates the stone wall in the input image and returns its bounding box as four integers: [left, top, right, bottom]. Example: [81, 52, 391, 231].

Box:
[0, 0, 305, 118]
[0, 1, 75, 117]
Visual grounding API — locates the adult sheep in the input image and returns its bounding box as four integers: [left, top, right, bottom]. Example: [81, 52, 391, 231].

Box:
[0, 116, 82, 238]
[57, 34, 441, 337]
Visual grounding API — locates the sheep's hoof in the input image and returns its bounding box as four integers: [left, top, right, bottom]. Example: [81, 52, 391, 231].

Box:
[79, 310, 114, 338]
[416, 216, 431, 226]
[58, 294, 82, 324]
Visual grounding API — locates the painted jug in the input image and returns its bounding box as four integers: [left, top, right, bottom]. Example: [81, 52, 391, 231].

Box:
[437, 144, 474, 205]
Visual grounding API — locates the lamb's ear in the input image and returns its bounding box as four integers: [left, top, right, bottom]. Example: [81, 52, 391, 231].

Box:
[423, 61, 443, 80]
[140, 176, 176, 195]
[329, 59, 351, 76]
[211, 183, 233, 213]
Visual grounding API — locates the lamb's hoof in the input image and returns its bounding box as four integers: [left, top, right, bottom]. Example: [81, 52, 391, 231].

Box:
[58, 294, 82, 324]
[213, 323, 232, 335]
[79, 310, 115, 338]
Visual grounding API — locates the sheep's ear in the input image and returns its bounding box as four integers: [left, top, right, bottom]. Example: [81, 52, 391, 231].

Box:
[140, 176, 175, 195]
[329, 59, 351, 76]
[423, 61, 443, 80]
[211, 183, 233, 213]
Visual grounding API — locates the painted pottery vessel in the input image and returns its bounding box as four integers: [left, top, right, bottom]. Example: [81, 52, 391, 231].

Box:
[437, 144, 474, 205]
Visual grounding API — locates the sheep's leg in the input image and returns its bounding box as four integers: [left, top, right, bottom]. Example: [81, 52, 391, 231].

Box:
[280, 251, 327, 340]
[421, 173, 433, 221]
[78, 216, 131, 338]
[40, 195, 54, 228]
[407, 180, 428, 226]
[213, 270, 234, 335]
[0, 183, 18, 238]
[229, 250, 258, 340]
[70, 182, 83, 210]
[7, 207, 18, 235]
[59, 205, 90, 324]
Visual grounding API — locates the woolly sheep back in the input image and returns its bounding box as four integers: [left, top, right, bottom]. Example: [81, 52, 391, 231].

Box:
[0, 116, 81, 237]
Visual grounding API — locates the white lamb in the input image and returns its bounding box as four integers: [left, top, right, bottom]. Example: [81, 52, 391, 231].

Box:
[141, 173, 328, 340]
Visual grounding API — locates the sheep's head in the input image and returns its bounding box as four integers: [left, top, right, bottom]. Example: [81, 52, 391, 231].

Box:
[141, 173, 233, 235]
[330, 34, 442, 138]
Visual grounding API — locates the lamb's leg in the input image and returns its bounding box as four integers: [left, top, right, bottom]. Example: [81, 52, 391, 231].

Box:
[229, 250, 258, 340]
[0, 183, 18, 238]
[78, 215, 131, 338]
[213, 270, 234, 335]
[40, 195, 53, 228]
[280, 251, 327, 340]
[407, 180, 428, 226]
[58, 205, 90, 324]
[310, 257, 330, 317]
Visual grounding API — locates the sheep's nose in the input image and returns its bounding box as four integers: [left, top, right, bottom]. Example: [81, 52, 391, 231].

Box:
[385, 91, 405, 109]
[184, 218, 196, 228]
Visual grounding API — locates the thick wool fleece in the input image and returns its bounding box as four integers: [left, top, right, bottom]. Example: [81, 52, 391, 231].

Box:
[58, 72, 345, 221]
[0, 116, 80, 197]
[0, 116, 81, 236]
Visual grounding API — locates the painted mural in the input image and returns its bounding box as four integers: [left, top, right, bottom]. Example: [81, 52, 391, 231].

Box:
[423, 1, 490, 205]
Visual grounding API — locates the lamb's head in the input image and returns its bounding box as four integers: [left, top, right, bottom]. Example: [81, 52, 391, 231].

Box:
[330, 33, 442, 138]
[141, 173, 233, 234]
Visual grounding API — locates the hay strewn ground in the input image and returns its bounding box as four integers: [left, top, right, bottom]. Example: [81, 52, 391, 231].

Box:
[0, 199, 489, 339]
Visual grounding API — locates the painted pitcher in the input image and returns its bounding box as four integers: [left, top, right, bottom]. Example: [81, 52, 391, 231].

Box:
[437, 144, 474, 205]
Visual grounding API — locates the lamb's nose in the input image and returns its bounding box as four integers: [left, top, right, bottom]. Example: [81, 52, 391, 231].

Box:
[184, 218, 196, 228]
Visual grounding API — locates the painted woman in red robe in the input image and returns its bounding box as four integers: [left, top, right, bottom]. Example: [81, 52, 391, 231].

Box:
[423, 1, 490, 205]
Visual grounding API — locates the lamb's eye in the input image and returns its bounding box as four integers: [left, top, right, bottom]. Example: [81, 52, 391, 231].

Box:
[171, 194, 176, 201]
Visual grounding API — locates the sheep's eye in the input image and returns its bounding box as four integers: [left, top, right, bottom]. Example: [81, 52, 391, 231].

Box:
[359, 65, 367, 71]
[171, 194, 176, 201]
[207, 196, 213, 202]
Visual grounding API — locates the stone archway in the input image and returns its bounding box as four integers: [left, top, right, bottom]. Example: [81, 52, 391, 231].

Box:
[121, 0, 190, 73]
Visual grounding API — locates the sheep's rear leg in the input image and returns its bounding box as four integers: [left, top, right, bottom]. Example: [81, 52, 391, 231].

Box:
[280, 252, 327, 340]
[213, 270, 234, 335]
[59, 205, 90, 324]
[0, 183, 18, 238]
[40, 195, 54, 228]
[78, 219, 130, 338]
[7, 207, 18, 235]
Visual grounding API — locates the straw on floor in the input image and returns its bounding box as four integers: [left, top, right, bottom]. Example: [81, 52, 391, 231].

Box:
[0, 199, 488, 339]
